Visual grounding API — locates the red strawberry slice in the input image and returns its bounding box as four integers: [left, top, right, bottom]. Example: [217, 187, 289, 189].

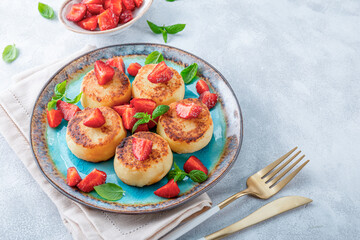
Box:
[83, 108, 106, 128]
[86, 4, 104, 14]
[130, 98, 156, 114]
[127, 63, 142, 76]
[56, 100, 81, 121]
[154, 179, 180, 198]
[132, 137, 153, 161]
[122, 107, 137, 130]
[176, 103, 202, 119]
[113, 104, 130, 117]
[147, 61, 174, 83]
[108, 0, 122, 15]
[134, 123, 149, 133]
[77, 169, 107, 192]
[82, 0, 103, 4]
[199, 91, 218, 109]
[47, 109, 63, 128]
[122, 0, 135, 10]
[94, 60, 115, 85]
[134, 0, 143, 8]
[183, 156, 208, 175]
[67, 167, 82, 187]
[106, 57, 125, 73]
[196, 79, 210, 95]
[85, 10, 93, 18]
[77, 16, 98, 31]
[98, 9, 118, 30]
[119, 9, 133, 24]
[103, 0, 111, 9]
[66, 4, 87, 22]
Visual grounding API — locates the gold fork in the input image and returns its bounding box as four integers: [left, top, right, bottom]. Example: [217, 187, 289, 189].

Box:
[162, 147, 310, 240]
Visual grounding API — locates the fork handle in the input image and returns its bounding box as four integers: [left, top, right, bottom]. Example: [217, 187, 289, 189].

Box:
[218, 188, 251, 209]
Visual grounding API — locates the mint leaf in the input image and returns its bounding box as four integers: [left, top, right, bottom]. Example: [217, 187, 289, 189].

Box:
[168, 162, 187, 182]
[133, 112, 147, 119]
[132, 118, 149, 133]
[161, 29, 168, 43]
[147, 20, 162, 34]
[94, 183, 124, 201]
[165, 24, 186, 34]
[54, 81, 67, 99]
[174, 171, 187, 182]
[166, 0, 176, 2]
[64, 92, 82, 104]
[152, 105, 170, 119]
[188, 170, 208, 183]
[47, 99, 57, 111]
[145, 51, 164, 65]
[2, 44, 18, 63]
[38, 2, 55, 19]
[181, 63, 198, 84]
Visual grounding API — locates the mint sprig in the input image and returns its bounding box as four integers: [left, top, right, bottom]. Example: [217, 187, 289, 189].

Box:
[168, 162, 208, 183]
[132, 105, 169, 133]
[94, 183, 125, 201]
[145, 51, 164, 65]
[47, 81, 82, 110]
[2, 44, 18, 63]
[147, 21, 186, 43]
[181, 63, 198, 84]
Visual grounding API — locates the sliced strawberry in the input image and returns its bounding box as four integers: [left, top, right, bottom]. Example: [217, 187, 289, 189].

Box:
[77, 16, 98, 31]
[103, 0, 111, 9]
[147, 61, 174, 83]
[82, 0, 103, 4]
[154, 179, 180, 198]
[47, 109, 63, 128]
[119, 9, 133, 24]
[98, 9, 118, 30]
[56, 100, 81, 121]
[199, 91, 218, 109]
[122, 0, 135, 10]
[132, 137, 153, 161]
[83, 108, 106, 128]
[66, 4, 87, 22]
[176, 103, 202, 119]
[85, 10, 93, 18]
[106, 57, 125, 73]
[67, 167, 82, 187]
[113, 104, 130, 117]
[122, 107, 137, 130]
[183, 156, 208, 175]
[134, 0, 143, 8]
[130, 98, 156, 114]
[108, 0, 122, 15]
[94, 60, 115, 85]
[77, 169, 107, 193]
[134, 123, 149, 133]
[86, 4, 104, 14]
[196, 79, 210, 95]
[127, 63, 142, 76]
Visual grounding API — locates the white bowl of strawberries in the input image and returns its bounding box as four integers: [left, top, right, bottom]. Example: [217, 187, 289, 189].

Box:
[59, 0, 153, 35]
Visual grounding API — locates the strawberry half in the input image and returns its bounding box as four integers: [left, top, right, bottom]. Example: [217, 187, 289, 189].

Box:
[134, 0, 143, 8]
[122, 0, 135, 11]
[184, 156, 208, 175]
[103, 0, 111, 9]
[108, 0, 122, 15]
[106, 57, 125, 73]
[77, 16, 98, 31]
[67, 167, 82, 187]
[199, 91, 218, 109]
[47, 109, 63, 128]
[132, 137, 153, 161]
[122, 107, 137, 130]
[196, 79, 210, 95]
[77, 169, 107, 193]
[119, 9, 133, 24]
[154, 179, 180, 198]
[56, 100, 81, 121]
[66, 4, 87, 22]
[83, 108, 106, 128]
[176, 103, 202, 119]
[86, 4, 104, 15]
[127, 63, 142, 76]
[98, 9, 118, 31]
[94, 60, 115, 85]
[147, 61, 174, 83]
[130, 98, 156, 114]
[113, 104, 130, 117]
[134, 123, 149, 133]
[82, 0, 103, 4]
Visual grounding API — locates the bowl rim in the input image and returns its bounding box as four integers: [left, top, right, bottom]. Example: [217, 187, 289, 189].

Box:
[30, 43, 244, 214]
[58, 0, 153, 35]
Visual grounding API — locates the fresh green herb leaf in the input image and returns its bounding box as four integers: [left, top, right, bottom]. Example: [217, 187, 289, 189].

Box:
[188, 170, 208, 183]
[161, 29, 168, 43]
[64, 92, 82, 104]
[166, 0, 176, 2]
[181, 63, 198, 84]
[133, 112, 147, 119]
[174, 162, 181, 171]
[145, 51, 164, 65]
[132, 118, 149, 133]
[174, 171, 187, 182]
[147, 20, 162, 34]
[2, 44, 18, 63]
[47, 99, 57, 111]
[38, 2, 55, 19]
[165, 24, 186, 34]
[167, 170, 177, 180]
[94, 183, 125, 201]
[168, 162, 188, 182]
[152, 105, 170, 119]
[54, 81, 67, 99]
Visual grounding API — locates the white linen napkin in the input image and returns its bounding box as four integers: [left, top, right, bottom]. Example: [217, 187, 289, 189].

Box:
[0, 45, 212, 240]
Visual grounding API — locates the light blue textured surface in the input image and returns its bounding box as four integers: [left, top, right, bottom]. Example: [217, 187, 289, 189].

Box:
[1, 0, 360, 239]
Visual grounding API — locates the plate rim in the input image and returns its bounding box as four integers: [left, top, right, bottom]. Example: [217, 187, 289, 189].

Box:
[30, 43, 244, 214]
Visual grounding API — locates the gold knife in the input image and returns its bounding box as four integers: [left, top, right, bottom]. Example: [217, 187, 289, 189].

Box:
[198, 196, 312, 240]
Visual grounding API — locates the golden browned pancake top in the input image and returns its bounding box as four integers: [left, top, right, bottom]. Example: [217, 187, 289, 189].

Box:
[67, 107, 123, 148]
[159, 98, 213, 143]
[115, 132, 170, 171]
[81, 69, 130, 102]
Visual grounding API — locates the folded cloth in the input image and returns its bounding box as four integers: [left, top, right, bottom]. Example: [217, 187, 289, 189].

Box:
[0, 45, 212, 240]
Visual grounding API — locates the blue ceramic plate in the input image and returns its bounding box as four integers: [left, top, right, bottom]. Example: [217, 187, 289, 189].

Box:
[30, 44, 243, 214]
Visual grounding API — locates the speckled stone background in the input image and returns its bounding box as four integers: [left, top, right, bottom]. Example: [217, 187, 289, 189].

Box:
[1, 0, 359, 239]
